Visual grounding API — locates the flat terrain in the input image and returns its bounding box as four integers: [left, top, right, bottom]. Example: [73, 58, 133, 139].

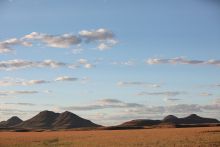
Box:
[0, 127, 220, 147]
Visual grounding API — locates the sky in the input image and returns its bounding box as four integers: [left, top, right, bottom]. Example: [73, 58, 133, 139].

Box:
[0, 0, 220, 125]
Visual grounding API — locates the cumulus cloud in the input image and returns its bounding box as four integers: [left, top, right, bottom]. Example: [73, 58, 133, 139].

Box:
[0, 76, 81, 86]
[79, 28, 115, 42]
[62, 98, 144, 111]
[0, 90, 38, 97]
[24, 32, 81, 48]
[121, 103, 220, 119]
[55, 76, 78, 82]
[0, 78, 49, 86]
[137, 91, 186, 97]
[146, 57, 220, 67]
[117, 81, 160, 88]
[0, 58, 95, 71]
[0, 38, 32, 54]
[0, 59, 66, 71]
[112, 60, 135, 66]
[77, 58, 95, 69]
[97, 39, 118, 51]
[0, 28, 117, 54]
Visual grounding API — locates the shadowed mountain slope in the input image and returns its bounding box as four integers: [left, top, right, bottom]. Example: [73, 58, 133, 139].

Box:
[16, 110, 100, 129]
[178, 114, 219, 124]
[120, 114, 219, 127]
[52, 111, 100, 129]
[120, 119, 161, 127]
[0, 116, 23, 128]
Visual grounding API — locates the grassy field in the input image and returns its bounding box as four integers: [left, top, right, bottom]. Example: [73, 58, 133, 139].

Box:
[0, 127, 220, 147]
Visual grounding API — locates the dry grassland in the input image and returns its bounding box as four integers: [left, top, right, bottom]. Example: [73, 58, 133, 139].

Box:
[0, 127, 220, 147]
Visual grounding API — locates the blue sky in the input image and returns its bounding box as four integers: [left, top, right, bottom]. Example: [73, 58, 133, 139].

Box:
[0, 0, 220, 125]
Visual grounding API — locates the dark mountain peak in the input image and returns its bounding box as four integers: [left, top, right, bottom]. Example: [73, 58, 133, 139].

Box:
[61, 111, 78, 116]
[0, 116, 23, 128]
[162, 115, 179, 124]
[181, 114, 219, 124]
[39, 110, 57, 115]
[186, 114, 200, 119]
[36, 110, 60, 119]
[58, 111, 82, 120]
[53, 111, 100, 129]
[16, 110, 100, 129]
[7, 116, 23, 124]
[62, 111, 72, 114]
[163, 115, 178, 121]
[17, 110, 60, 129]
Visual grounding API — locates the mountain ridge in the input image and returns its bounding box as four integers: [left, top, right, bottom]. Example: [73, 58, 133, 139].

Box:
[1, 111, 219, 130]
[120, 114, 219, 127]
[15, 110, 100, 129]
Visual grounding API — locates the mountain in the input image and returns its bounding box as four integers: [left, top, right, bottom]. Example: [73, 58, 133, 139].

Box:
[52, 111, 100, 129]
[1, 112, 219, 130]
[120, 119, 161, 127]
[16, 110, 100, 129]
[162, 115, 180, 124]
[178, 114, 219, 124]
[0, 116, 23, 128]
[17, 110, 60, 129]
[119, 114, 219, 127]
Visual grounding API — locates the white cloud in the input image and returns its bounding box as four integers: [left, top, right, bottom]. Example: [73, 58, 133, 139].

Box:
[84, 63, 94, 69]
[79, 28, 114, 41]
[24, 32, 81, 48]
[0, 38, 32, 54]
[0, 90, 38, 97]
[146, 57, 220, 67]
[62, 98, 144, 111]
[97, 39, 118, 51]
[0, 28, 117, 54]
[55, 76, 78, 82]
[79, 28, 117, 50]
[117, 81, 160, 88]
[78, 58, 88, 64]
[98, 43, 109, 50]
[137, 91, 186, 97]
[0, 59, 66, 71]
[112, 60, 135, 66]
[77, 58, 95, 69]
[0, 78, 49, 86]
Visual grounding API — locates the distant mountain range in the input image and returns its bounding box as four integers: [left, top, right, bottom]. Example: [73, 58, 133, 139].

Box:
[0, 111, 219, 130]
[120, 114, 219, 127]
[0, 110, 100, 130]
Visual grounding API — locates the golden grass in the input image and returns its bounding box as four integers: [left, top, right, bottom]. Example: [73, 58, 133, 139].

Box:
[0, 127, 220, 147]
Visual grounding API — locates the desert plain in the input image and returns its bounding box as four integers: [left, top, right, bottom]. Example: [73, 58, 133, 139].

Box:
[0, 127, 220, 147]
